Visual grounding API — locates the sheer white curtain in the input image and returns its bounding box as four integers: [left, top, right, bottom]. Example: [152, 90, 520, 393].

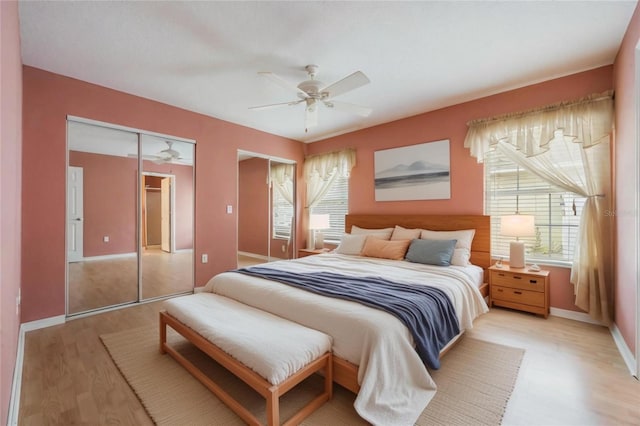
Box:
[464, 91, 614, 324]
[303, 148, 356, 248]
[304, 148, 356, 209]
[270, 163, 295, 205]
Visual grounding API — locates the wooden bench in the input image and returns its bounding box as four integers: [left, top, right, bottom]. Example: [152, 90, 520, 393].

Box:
[160, 293, 333, 426]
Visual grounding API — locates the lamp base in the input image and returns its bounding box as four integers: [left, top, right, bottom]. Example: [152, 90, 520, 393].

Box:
[314, 231, 324, 249]
[307, 230, 316, 250]
[509, 241, 526, 268]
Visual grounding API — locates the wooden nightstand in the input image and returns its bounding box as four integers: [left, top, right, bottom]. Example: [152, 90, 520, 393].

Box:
[489, 265, 550, 318]
[297, 248, 326, 258]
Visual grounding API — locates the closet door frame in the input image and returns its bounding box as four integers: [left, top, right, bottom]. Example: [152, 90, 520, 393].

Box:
[65, 115, 196, 317]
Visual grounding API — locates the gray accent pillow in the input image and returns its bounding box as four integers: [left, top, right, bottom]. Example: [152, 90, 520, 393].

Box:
[405, 239, 457, 266]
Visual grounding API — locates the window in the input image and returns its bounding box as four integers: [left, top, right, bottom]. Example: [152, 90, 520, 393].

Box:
[310, 174, 348, 243]
[272, 186, 293, 239]
[485, 149, 584, 263]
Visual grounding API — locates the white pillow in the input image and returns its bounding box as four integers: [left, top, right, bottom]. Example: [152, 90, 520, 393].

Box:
[420, 229, 476, 266]
[451, 248, 471, 267]
[391, 225, 422, 241]
[350, 225, 393, 240]
[335, 234, 368, 255]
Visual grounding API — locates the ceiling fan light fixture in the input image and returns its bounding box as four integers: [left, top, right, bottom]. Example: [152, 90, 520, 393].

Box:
[250, 64, 371, 130]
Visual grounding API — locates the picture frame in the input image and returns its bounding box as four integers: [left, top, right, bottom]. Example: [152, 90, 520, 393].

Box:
[374, 139, 451, 201]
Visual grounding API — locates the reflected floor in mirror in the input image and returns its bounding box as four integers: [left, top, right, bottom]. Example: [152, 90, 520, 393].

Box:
[68, 248, 193, 315]
[237, 254, 268, 268]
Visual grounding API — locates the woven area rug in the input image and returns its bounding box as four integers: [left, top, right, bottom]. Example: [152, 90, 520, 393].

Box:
[101, 327, 524, 426]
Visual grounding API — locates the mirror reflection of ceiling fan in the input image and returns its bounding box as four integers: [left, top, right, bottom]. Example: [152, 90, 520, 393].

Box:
[250, 64, 372, 132]
[129, 141, 187, 165]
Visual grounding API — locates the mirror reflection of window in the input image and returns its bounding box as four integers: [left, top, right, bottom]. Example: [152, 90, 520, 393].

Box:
[237, 152, 296, 268]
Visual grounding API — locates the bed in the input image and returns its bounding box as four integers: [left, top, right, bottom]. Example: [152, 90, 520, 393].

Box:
[165, 214, 491, 425]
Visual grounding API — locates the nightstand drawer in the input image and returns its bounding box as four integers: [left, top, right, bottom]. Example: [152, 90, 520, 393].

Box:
[491, 271, 545, 292]
[492, 285, 545, 307]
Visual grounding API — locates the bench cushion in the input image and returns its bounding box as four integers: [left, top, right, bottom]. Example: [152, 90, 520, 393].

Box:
[164, 293, 332, 385]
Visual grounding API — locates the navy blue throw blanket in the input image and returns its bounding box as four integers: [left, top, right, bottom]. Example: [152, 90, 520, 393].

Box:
[234, 266, 460, 369]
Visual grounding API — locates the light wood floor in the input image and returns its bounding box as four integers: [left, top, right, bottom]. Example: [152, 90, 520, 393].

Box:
[18, 304, 639, 425]
[68, 248, 193, 315]
[237, 253, 268, 268]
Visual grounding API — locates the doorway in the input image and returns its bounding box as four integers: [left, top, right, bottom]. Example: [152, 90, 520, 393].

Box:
[142, 173, 174, 253]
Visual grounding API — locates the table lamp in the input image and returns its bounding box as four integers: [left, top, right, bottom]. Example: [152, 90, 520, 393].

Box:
[500, 214, 535, 268]
[308, 214, 330, 250]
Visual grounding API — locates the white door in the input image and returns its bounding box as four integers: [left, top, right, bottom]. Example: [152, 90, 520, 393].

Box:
[161, 177, 171, 253]
[67, 166, 84, 262]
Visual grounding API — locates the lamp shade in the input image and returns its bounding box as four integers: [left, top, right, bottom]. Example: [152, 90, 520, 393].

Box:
[309, 214, 330, 230]
[500, 214, 535, 237]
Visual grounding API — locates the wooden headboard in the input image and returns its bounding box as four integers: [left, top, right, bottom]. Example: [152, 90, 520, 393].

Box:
[345, 214, 491, 282]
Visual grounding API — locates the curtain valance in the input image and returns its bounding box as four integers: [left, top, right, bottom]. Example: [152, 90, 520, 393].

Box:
[464, 91, 614, 163]
[303, 148, 356, 180]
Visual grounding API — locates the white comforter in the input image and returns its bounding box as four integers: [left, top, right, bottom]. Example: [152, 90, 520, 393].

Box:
[203, 253, 488, 425]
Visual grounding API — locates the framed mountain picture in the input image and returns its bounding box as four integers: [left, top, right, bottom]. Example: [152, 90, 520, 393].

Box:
[374, 139, 451, 201]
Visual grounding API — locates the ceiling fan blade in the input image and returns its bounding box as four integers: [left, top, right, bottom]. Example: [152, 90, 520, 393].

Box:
[249, 99, 304, 110]
[320, 71, 370, 99]
[305, 102, 318, 130]
[259, 72, 308, 98]
[324, 100, 372, 117]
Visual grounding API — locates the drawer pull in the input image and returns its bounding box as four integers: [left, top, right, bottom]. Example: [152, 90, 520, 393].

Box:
[513, 276, 522, 280]
[514, 291, 522, 295]
[497, 288, 503, 292]
[498, 273, 505, 277]
[529, 279, 538, 284]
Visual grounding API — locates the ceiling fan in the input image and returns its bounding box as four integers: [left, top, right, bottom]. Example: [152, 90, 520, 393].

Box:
[129, 141, 184, 164]
[250, 65, 372, 131]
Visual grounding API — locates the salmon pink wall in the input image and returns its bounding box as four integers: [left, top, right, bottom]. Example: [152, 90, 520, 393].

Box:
[309, 66, 614, 313]
[238, 158, 269, 256]
[1, 1, 22, 423]
[69, 151, 137, 256]
[21, 66, 304, 322]
[613, 3, 640, 356]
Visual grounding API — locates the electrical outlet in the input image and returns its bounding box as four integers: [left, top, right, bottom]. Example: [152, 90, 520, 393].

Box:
[202, 254, 208, 263]
[281, 244, 286, 253]
[226, 205, 233, 214]
[103, 236, 110, 243]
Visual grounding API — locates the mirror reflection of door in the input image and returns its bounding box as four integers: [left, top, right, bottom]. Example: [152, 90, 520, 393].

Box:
[67, 166, 84, 262]
[66, 118, 195, 316]
[237, 151, 295, 268]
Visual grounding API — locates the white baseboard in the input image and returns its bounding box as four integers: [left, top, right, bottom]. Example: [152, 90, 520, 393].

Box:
[20, 314, 66, 332]
[237, 251, 269, 261]
[7, 329, 23, 426]
[79, 252, 137, 262]
[611, 323, 637, 377]
[8, 314, 65, 426]
[550, 307, 604, 326]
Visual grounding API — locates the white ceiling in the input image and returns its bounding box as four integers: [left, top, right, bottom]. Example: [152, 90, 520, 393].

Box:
[19, 1, 637, 143]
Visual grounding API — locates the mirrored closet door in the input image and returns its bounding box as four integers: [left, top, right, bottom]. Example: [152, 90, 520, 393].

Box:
[66, 118, 195, 316]
[140, 135, 194, 300]
[237, 151, 296, 268]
